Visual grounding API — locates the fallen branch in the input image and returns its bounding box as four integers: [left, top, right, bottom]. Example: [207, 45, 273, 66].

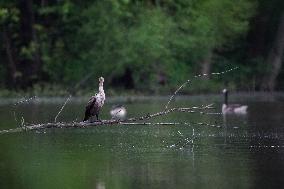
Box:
[1, 67, 238, 135]
[0, 104, 215, 134]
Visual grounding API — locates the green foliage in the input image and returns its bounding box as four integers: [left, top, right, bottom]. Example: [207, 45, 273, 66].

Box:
[171, 0, 256, 61]
[121, 8, 176, 89]
[4, 0, 283, 93]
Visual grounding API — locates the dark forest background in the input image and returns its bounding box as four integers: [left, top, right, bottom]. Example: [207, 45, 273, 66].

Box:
[1, 0, 284, 95]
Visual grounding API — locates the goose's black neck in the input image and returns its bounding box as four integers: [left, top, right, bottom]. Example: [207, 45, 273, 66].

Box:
[224, 91, 228, 105]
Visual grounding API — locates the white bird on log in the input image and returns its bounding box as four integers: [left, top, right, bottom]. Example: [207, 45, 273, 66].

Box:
[222, 89, 248, 115]
[83, 77, 105, 122]
[110, 105, 127, 120]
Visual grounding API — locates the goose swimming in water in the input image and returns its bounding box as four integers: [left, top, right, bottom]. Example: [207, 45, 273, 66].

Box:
[110, 105, 127, 120]
[222, 89, 248, 115]
[83, 77, 105, 122]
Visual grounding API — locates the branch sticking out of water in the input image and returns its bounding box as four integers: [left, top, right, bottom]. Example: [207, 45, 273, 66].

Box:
[13, 96, 38, 106]
[13, 96, 38, 124]
[126, 104, 214, 122]
[164, 67, 238, 110]
[54, 95, 72, 123]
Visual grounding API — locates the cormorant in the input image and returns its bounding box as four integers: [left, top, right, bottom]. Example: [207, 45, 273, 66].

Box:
[83, 77, 105, 121]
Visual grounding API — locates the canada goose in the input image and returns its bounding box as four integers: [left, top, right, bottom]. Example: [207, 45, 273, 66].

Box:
[222, 89, 248, 114]
[110, 105, 127, 120]
[83, 77, 105, 121]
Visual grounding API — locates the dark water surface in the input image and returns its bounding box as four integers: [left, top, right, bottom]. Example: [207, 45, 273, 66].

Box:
[0, 94, 284, 189]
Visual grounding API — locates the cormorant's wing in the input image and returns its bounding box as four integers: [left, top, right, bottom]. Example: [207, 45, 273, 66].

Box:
[83, 96, 96, 121]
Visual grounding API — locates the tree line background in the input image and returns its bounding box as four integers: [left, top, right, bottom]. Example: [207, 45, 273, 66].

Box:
[0, 0, 284, 95]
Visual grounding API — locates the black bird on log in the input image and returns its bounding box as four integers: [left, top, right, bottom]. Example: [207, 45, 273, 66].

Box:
[83, 77, 105, 122]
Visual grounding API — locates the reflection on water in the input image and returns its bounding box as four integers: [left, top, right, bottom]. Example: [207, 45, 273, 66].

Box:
[0, 95, 284, 189]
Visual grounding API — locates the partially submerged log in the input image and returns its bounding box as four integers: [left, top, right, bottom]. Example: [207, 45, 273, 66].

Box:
[0, 104, 215, 134]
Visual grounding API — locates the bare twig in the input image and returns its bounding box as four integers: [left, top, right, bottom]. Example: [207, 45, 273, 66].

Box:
[165, 81, 189, 110]
[13, 96, 37, 124]
[126, 104, 214, 122]
[13, 111, 17, 123]
[21, 116, 25, 129]
[13, 96, 37, 106]
[164, 67, 238, 110]
[54, 95, 72, 122]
